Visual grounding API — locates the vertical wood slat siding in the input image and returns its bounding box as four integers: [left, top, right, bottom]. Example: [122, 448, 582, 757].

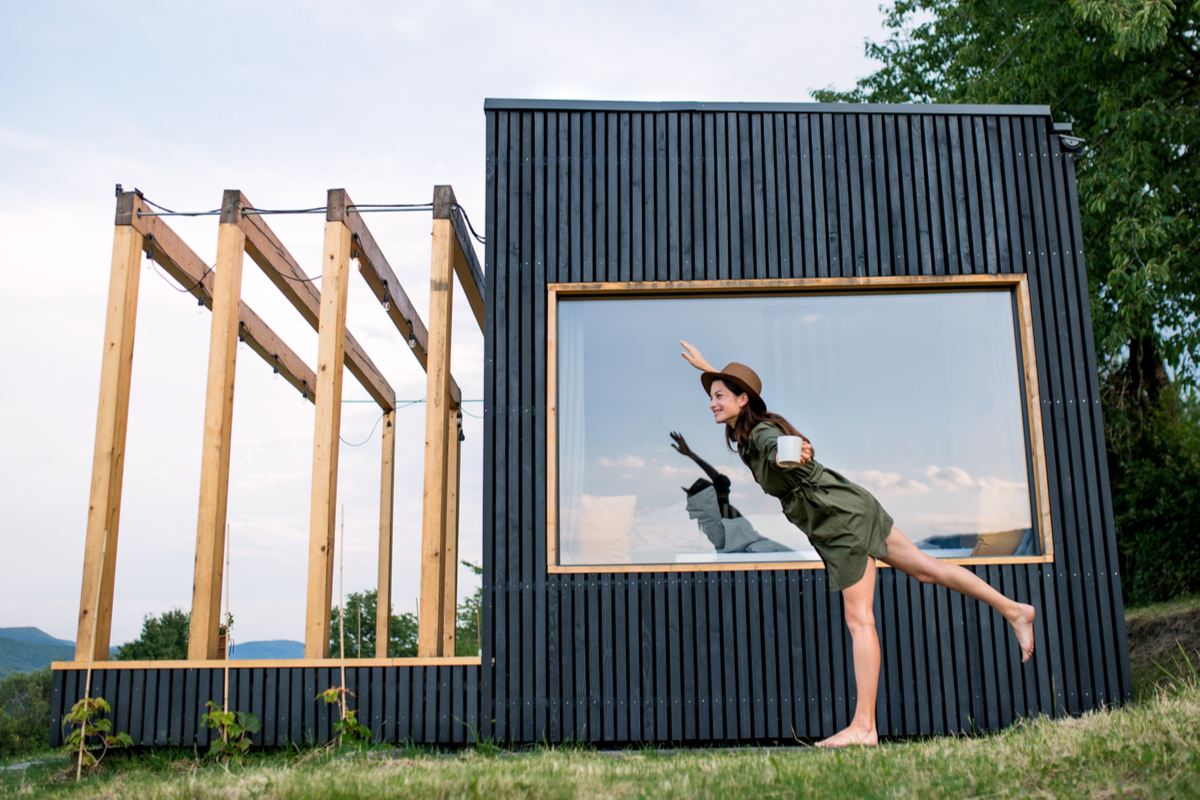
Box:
[50, 666, 479, 747]
[484, 105, 1131, 744]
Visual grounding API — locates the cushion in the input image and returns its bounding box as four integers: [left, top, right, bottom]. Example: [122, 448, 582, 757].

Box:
[970, 528, 1030, 557]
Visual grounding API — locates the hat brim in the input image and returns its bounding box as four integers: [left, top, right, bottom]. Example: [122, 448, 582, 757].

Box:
[701, 371, 766, 411]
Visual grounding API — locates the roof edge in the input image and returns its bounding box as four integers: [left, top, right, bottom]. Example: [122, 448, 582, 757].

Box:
[484, 98, 1054, 117]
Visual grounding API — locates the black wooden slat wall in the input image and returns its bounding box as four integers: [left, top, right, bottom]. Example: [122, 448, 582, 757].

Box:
[482, 100, 1132, 744]
[48, 666, 480, 747]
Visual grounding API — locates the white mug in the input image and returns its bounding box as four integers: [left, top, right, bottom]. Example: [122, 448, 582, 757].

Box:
[776, 435, 804, 467]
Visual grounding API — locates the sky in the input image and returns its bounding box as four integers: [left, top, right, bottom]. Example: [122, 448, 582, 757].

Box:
[0, 0, 897, 645]
[558, 290, 1034, 565]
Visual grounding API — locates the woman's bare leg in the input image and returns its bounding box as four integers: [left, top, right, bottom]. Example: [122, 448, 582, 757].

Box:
[817, 557, 880, 747]
[882, 527, 1036, 662]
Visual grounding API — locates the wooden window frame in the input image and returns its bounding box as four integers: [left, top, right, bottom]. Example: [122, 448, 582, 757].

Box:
[546, 274, 1055, 574]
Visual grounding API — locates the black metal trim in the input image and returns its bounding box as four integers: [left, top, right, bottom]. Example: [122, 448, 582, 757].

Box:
[484, 98, 1055, 117]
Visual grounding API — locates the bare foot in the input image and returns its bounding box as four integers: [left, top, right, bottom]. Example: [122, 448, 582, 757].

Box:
[815, 725, 878, 747]
[1007, 603, 1036, 663]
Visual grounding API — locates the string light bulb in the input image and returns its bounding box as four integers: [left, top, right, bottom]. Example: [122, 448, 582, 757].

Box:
[382, 293, 391, 312]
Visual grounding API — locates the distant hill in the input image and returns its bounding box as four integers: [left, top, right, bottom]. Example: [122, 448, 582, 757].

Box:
[230, 640, 305, 660]
[0, 635, 74, 679]
[0, 627, 75, 647]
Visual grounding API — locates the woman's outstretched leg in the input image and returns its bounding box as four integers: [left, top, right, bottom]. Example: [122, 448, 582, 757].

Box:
[817, 557, 880, 747]
[882, 527, 1036, 662]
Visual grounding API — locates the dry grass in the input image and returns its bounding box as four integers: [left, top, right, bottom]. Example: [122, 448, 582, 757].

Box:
[1125, 594, 1200, 700]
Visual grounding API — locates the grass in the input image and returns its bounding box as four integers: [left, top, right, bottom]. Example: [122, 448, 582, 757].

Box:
[3, 597, 1199, 799]
[6, 679, 1199, 798]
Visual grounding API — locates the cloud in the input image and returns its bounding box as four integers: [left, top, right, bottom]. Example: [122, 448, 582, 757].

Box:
[923, 465, 978, 492]
[716, 466, 756, 486]
[976, 476, 1028, 493]
[922, 466, 1029, 494]
[659, 464, 699, 477]
[845, 470, 931, 496]
[598, 455, 645, 468]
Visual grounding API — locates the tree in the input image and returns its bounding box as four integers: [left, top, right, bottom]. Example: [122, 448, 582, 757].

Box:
[814, 0, 1200, 399]
[0, 668, 52, 756]
[815, 0, 1200, 602]
[330, 589, 418, 658]
[112, 608, 190, 661]
[455, 561, 484, 657]
[331, 564, 483, 658]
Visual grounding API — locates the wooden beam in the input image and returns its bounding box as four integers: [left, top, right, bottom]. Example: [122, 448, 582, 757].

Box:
[375, 409, 396, 658]
[441, 411, 463, 656]
[130, 196, 317, 400]
[417, 218, 455, 656]
[304, 211, 354, 659]
[188, 191, 247, 660]
[54, 655, 483, 670]
[236, 193, 395, 411]
[330, 189, 462, 409]
[433, 185, 485, 333]
[75, 193, 143, 662]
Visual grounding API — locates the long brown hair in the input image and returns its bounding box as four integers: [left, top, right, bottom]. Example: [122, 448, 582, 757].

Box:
[714, 378, 808, 452]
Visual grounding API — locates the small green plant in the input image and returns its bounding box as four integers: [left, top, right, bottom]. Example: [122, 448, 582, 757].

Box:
[318, 686, 371, 746]
[60, 696, 133, 769]
[199, 700, 261, 766]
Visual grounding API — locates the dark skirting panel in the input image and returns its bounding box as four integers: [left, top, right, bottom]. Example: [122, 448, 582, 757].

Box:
[49, 665, 481, 748]
[481, 100, 1132, 744]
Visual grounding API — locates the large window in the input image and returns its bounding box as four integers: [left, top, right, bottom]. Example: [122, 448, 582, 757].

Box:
[548, 276, 1052, 572]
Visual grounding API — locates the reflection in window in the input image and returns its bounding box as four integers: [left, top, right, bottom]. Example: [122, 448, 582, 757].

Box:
[556, 290, 1037, 567]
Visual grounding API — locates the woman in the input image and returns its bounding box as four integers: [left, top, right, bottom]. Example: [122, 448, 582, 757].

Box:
[680, 340, 1036, 747]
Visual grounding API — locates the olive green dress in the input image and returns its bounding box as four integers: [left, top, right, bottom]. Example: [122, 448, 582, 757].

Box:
[738, 422, 893, 591]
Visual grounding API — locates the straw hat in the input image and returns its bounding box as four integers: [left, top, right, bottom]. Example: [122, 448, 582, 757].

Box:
[700, 362, 766, 411]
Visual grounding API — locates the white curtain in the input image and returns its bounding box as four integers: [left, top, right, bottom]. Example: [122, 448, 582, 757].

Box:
[558, 309, 586, 564]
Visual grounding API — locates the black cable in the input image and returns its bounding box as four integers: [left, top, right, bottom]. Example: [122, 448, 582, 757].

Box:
[138, 193, 220, 217]
[241, 207, 328, 216]
[453, 204, 486, 245]
[140, 196, 178, 214]
[338, 401, 422, 446]
[348, 203, 433, 211]
[257, 256, 322, 284]
[146, 242, 214, 297]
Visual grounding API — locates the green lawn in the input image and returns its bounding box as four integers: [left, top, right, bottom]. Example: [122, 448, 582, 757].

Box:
[4, 596, 1198, 798]
[5, 675, 1199, 799]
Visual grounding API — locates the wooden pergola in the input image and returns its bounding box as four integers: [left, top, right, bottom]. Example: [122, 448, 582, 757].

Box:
[74, 186, 483, 665]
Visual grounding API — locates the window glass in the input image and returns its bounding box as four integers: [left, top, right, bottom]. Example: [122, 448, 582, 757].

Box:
[556, 290, 1036, 567]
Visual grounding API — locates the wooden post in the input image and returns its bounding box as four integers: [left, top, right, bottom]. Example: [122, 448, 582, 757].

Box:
[375, 410, 396, 658]
[75, 193, 144, 662]
[304, 194, 354, 659]
[418, 217, 455, 656]
[188, 191, 247, 660]
[441, 410, 463, 656]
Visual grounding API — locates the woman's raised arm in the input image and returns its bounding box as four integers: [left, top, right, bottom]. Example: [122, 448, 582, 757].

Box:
[680, 340, 718, 373]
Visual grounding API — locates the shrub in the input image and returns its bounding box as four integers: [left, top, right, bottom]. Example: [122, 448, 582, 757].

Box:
[0, 667, 52, 756]
[1108, 392, 1200, 605]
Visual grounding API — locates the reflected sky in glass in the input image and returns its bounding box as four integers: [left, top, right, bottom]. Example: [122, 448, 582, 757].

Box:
[556, 290, 1034, 566]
